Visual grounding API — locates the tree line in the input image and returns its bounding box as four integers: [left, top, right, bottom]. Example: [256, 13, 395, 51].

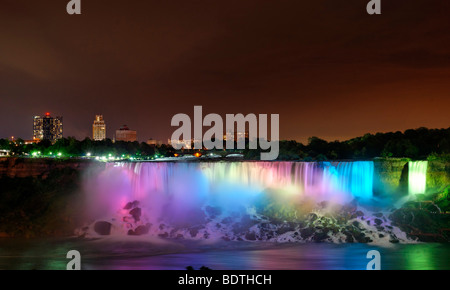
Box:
[0, 137, 174, 159]
[244, 127, 450, 161]
[1, 127, 449, 161]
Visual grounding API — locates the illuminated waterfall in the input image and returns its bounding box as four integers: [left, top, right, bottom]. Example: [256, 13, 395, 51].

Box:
[129, 161, 375, 199]
[408, 161, 428, 195]
[81, 160, 380, 235]
[89, 161, 375, 218]
[322, 161, 374, 199]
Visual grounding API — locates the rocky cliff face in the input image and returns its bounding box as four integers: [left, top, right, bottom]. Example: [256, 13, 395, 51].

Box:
[0, 159, 90, 238]
[427, 160, 450, 193]
[373, 159, 450, 196]
[0, 157, 99, 179]
[373, 159, 409, 197]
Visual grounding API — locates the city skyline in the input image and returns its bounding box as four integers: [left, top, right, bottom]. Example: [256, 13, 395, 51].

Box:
[1, 1, 449, 143]
[2, 111, 449, 145]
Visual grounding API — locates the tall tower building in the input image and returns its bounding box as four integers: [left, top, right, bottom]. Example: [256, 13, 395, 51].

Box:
[33, 113, 63, 143]
[93, 115, 106, 141]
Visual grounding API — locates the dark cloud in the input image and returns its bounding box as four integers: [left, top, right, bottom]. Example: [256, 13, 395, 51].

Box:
[386, 49, 450, 68]
[0, 0, 449, 143]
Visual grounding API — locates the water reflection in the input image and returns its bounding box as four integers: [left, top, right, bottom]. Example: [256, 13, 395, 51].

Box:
[0, 238, 449, 270]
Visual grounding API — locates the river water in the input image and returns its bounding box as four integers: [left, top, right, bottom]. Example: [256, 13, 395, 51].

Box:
[0, 238, 449, 270]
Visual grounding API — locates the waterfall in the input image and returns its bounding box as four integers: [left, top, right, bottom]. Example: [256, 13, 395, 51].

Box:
[128, 161, 375, 199]
[82, 160, 377, 236]
[408, 161, 428, 195]
[89, 161, 375, 217]
[321, 161, 374, 199]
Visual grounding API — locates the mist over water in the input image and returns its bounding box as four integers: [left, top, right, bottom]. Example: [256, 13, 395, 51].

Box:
[76, 160, 416, 247]
[83, 161, 377, 229]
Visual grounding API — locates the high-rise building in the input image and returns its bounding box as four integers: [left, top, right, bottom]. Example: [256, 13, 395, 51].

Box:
[33, 113, 63, 143]
[92, 115, 106, 141]
[115, 125, 137, 142]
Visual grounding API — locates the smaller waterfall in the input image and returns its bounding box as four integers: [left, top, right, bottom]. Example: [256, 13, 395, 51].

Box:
[408, 161, 428, 195]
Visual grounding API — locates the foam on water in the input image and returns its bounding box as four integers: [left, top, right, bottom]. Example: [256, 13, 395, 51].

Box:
[80, 161, 416, 244]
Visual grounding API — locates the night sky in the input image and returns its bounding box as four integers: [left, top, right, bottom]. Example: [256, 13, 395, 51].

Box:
[1, 0, 449, 143]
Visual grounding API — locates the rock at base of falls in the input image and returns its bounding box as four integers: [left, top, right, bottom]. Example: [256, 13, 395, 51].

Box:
[129, 207, 142, 222]
[94, 221, 112, 235]
[128, 223, 152, 236]
[123, 200, 140, 210]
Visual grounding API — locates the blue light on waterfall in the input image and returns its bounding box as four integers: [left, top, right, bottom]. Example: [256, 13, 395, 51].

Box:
[87, 161, 379, 237]
[101, 161, 376, 213]
[350, 161, 374, 199]
[321, 161, 374, 199]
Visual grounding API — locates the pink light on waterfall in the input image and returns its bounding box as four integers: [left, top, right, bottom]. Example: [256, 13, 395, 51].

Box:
[83, 161, 374, 231]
